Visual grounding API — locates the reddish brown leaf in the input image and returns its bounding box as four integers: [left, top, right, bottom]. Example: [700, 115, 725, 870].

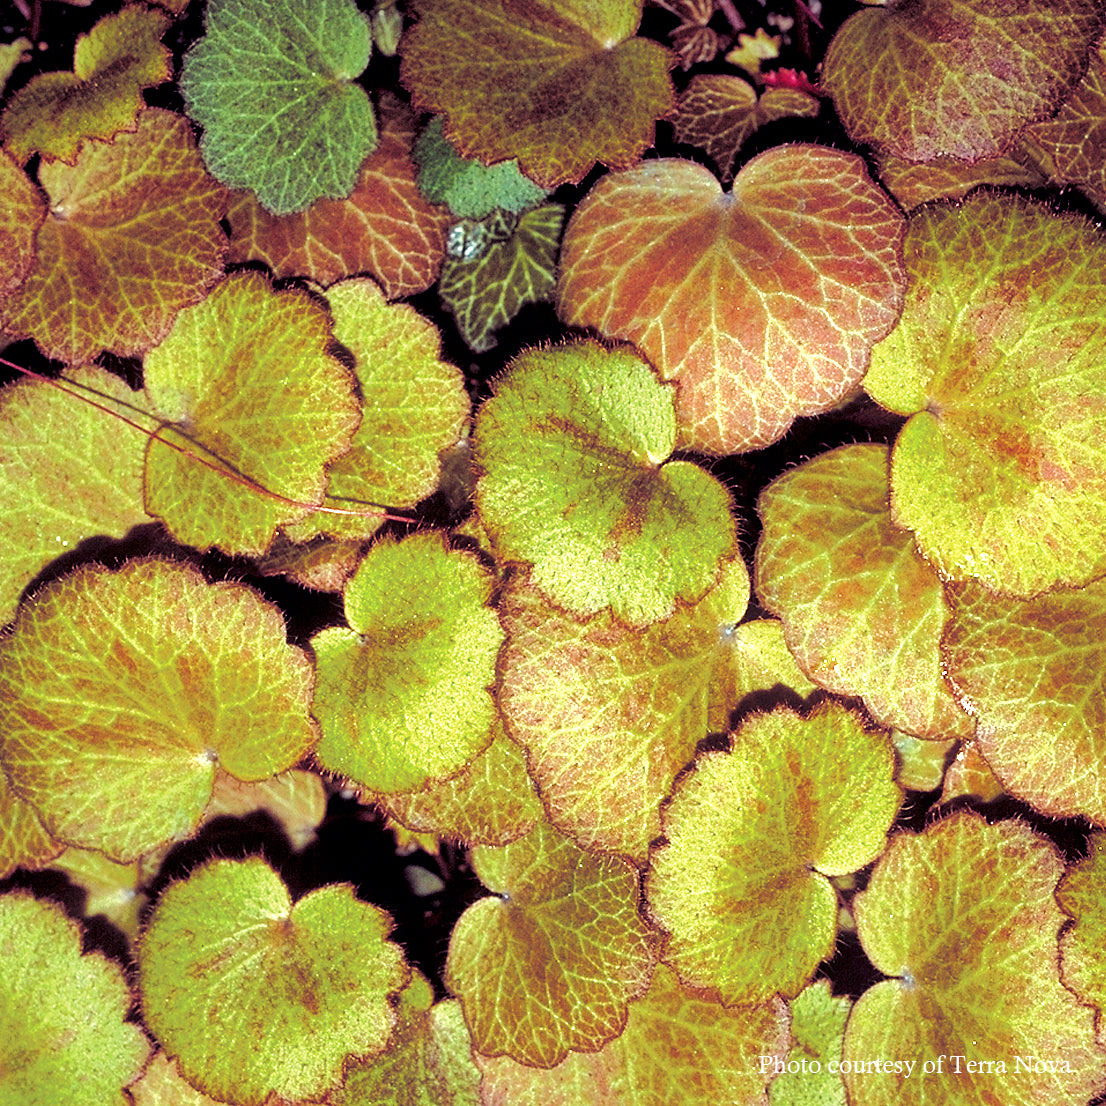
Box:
[0, 108, 228, 364]
[557, 148, 905, 453]
[0, 148, 44, 296]
[226, 95, 450, 299]
[399, 0, 675, 189]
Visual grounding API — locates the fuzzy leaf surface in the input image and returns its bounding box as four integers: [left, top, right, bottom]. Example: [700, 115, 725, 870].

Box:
[756, 443, 971, 739]
[138, 857, 407, 1105]
[399, 0, 674, 189]
[0, 5, 171, 164]
[142, 271, 361, 555]
[646, 702, 899, 1005]
[1057, 832, 1106, 1015]
[496, 557, 750, 863]
[225, 94, 451, 298]
[438, 202, 564, 352]
[284, 277, 467, 542]
[821, 0, 1104, 162]
[0, 147, 44, 295]
[0, 108, 227, 364]
[864, 191, 1106, 596]
[0, 559, 318, 861]
[445, 820, 656, 1067]
[180, 0, 376, 214]
[769, 980, 850, 1106]
[311, 532, 503, 793]
[671, 74, 819, 183]
[845, 812, 1106, 1106]
[0, 772, 61, 879]
[942, 575, 1106, 823]
[477, 964, 789, 1106]
[0, 366, 151, 625]
[0, 894, 150, 1106]
[557, 149, 905, 453]
[413, 115, 549, 219]
[474, 339, 736, 625]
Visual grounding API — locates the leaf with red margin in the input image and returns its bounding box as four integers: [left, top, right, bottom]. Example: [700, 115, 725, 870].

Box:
[845, 812, 1106, 1106]
[399, 0, 675, 189]
[755, 443, 972, 741]
[0, 108, 228, 364]
[225, 93, 451, 300]
[0, 772, 62, 880]
[0, 5, 171, 165]
[942, 575, 1106, 824]
[0, 149, 44, 296]
[671, 74, 819, 183]
[875, 150, 1046, 212]
[556, 148, 905, 454]
[476, 965, 789, 1106]
[444, 819, 656, 1067]
[1057, 832, 1106, 1019]
[822, 0, 1104, 163]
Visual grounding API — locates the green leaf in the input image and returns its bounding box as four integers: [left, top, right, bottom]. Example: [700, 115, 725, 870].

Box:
[413, 115, 549, 219]
[0, 893, 150, 1106]
[180, 0, 377, 215]
[0, 5, 172, 164]
[864, 190, 1106, 597]
[438, 202, 565, 352]
[0, 558, 319, 861]
[769, 981, 850, 1106]
[646, 702, 900, 1005]
[496, 557, 751, 863]
[474, 339, 737, 626]
[142, 270, 361, 556]
[1057, 832, 1106, 1016]
[311, 532, 503, 793]
[845, 811, 1106, 1106]
[0, 770, 61, 880]
[942, 574, 1106, 823]
[137, 857, 408, 1105]
[477, 964, 790, 1106]
[822, 0, 1104, 162]
[756, 443, 972, 739]
[444, 820, 656, 1067]
[0, 146, 44, 296]
[0, 366, 151, 626]
[283, 276, 468, 542]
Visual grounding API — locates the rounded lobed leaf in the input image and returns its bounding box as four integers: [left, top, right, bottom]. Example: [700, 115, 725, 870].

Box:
[474, 339, 736, 626]
[0, 893, 150, 1106]
[646, 701, 900, 1005]
[180, 0, 377, 214]
[0, 558, 319, 861]
[138, 857, 408, 1105]
[864, 190, 1106, 597]
[556, 149, 906, 453]
[942, 574, 1106, 823]
[822, 0, 1104, 163]
[477, 964, 790, 1106]
[0, 5, 172, 165]
[142, 270, 362, 556]
[0, 108, 228, 364]
[756, 443, 972, 740]
[399, 0, 675, 189]
[845, 811, 1106, 1106]
[444, 820, 657, 1067]
[311, 531, 503, 794]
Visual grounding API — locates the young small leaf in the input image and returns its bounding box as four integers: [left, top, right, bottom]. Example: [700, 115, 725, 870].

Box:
[0, 894, 150, 1106]
[180, 0, 377, 214]
[138, 857, 408, 1105]
[474, 339, 737, 626]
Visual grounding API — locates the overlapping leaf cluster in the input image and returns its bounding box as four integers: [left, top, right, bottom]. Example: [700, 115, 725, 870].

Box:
[2, 1, 1106, 1104]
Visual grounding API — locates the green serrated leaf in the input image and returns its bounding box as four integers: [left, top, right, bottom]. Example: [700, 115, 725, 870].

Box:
[138, 857, 408, 1105]
[180, 0, 377, 214]
[0, 894, 150, 1106]
[414, 115, 548, 219]
[311, 532, 503, 793]
[439, 202, 564, 351]
[646, 702, 900, 1005]
[474, 339, 737, 626]
[0, 558, 318, 861]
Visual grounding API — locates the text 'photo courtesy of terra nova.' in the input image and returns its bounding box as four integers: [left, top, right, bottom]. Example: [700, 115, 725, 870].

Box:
[2, 0, 1106, 1103]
